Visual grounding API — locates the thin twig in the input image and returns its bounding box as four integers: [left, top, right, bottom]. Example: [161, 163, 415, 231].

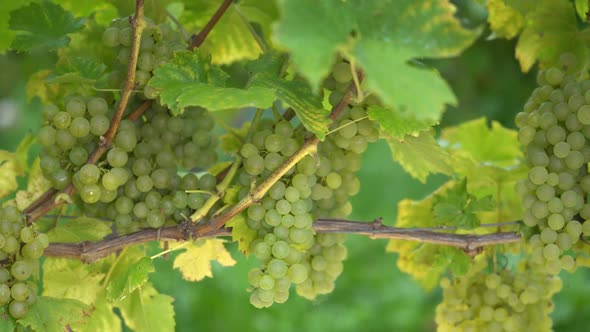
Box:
[24, 1, 146, 224]
[43, 218, 521, 263]
[127, 100, 152, 121]
[189, 0, 233, 50]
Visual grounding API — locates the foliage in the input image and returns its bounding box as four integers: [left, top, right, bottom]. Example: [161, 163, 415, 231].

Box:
[0, 0, 588, 331]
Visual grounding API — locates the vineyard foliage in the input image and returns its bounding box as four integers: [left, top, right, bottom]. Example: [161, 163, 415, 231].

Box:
[0, 0, 590, 331]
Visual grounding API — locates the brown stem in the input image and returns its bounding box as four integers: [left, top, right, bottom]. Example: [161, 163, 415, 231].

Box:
[24, 0, 146, 224]
[189, 0, 233, 50]
[43, 218, 521, 263]
[127, 100, 152, 121]
[23, 189, 57, 214]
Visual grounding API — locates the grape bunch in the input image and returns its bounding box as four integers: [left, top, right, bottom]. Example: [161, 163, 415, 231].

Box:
[244, 59, 379, 307]
[515, 53, 590, 274]
[38, 96, 112, 190]
[0, 206, 49, 319]
[102, 16, 186, 98]
[435, 262, 561, 332]
[79, 105, 219, 233]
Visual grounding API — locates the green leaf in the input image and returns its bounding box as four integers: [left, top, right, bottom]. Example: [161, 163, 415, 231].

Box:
[9, 1, 85, 52]
[227, 215, 257, 254]
[148, 51, 276, 115]
[117, 282, 175, 332]
[19, 297, 90, 332]
[181, 0, 278, 64]
[435, 247, 470, 276]
[515, 0, 588, 72]
[172, 239, 236, 282]
[432, 179, 493, 228]
[47, 57, 107, 86]
[575, 0, 589, 21]
[16, 158, 52, 211]
[442, 118, 522, 166]
[386, 131, 453, 183]
[107, 254, 154, 301]
[486, 0, 525, 39]
[48, 216, 112, 243]
[252, 76, 330, 139]
[368, 105, 437, 139]
[274, 0, 478, 121]
[42, 258, 105, 305]
[0, 307, 16, 330]
[70, 294, 121, 332]
[0, 1, 31, 53]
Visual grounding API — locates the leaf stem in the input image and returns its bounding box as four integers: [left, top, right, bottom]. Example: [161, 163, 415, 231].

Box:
[189, 0, 234, 50]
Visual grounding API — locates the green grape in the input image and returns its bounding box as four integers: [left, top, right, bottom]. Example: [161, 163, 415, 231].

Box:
[136, 175, 154, 192]
[101, 171, 121, 191]
[248, 205, 266, 221]
[69, 117, 90, 137]
[115, 129, 137, 152]
[271, 241, 290, 259]
[138, 52, 155, 71]
[55, 129, 76, 150]
[38, 126, 57, 146]
[244, 155, 265, 176]
[107, 147, 128, 168]
[11, 261, 32, 281]
[8, 301, 27, 319]
[332, 62, 352, 84]
[151, 168, 170, 189]
[53, 111, 72, 129]
[80, 184, 102, 203]
[66, 96, 86, 117]
[19, 228, 34, 244]
[11, 282, 30, 301]
[87, 97, 109, 116]
[78, 164, 101, 185]
[69, 146, 88, 166]
[90, 115, 110, 136]
[146, 210, 165, 228]
[259, 274, 275, 290]
[265, 134, 285, 153]
[267, 259, 287, 278]
[543, 244, 560, 260]
[49, 169, 70, 190]
[545, 67, 564, 85]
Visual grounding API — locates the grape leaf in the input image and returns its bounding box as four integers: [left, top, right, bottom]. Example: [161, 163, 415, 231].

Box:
[0, 133, 35, 199]
[386, 131, 453, 183]
[70, 294, 121, 332]
[0, 0, 32, 53]
[42, 258, 104, 305]
[227, 214, 257, 254]
[0, 307, 16, 330]
[442, 118, 522, 166]
[15, 158, 52, 211]
[180, 0, 278, 64]
[48, 216, 112, 243]
[515, 0, 589, 72]
[252, 76, 331, 139]
[172, 239, 236, 282]
[274, 0, 478, 121]
[19, 297, 90, 332]
[368, 105, 438, 139]
[148, 51, 276, 114]
[107, 256, 154, 301]
[47, 57, 107, 87]
[8, 1, 85, 52]
[432, 179, 493, 229]
[386, 181, 469, 290]
[117, 282, 175, 332]
[486, 0, 525, 39]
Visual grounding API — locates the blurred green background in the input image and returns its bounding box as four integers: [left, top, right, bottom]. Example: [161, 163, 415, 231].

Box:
[2, 2, 590, 332]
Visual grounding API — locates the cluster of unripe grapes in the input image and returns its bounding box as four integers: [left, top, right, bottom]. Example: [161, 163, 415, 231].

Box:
[436, 262, 561, 332]
[0, 207, 49, 319]
[80, 105, 218, 233]
[102, 17, 185, 98]
[515, 53, 590, 274]
[245, 60, 379, 307]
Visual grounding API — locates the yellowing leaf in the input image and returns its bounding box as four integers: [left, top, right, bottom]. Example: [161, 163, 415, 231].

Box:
[486, 0, 525, 39]
[16, 158, 52, 211]
[386, 131, 453, 183]
[117, 282, 175, 332]
[42, 258, 104, 305]
[227, 214, 257, 254]
[173, 239, 236, 282]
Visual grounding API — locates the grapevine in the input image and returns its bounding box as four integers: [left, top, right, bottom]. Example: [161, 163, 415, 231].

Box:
[0, 0, 588, 331]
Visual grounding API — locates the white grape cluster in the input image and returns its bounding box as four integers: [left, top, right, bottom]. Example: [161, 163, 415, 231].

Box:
[102, 17, 185, 98]
[81, 105, 218, 233]
[515, 53, 590, 274]
[436, 263, 561, 332]
[0, 206, 49, 319]
[245, 60, 379, 307]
